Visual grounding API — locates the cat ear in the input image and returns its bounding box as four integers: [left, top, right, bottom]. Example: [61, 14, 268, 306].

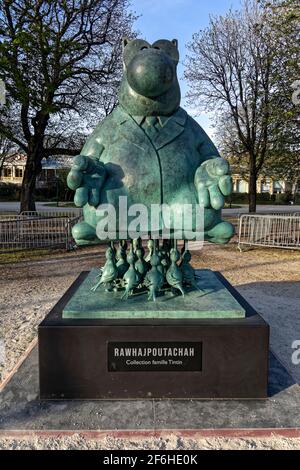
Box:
[122, 37, 130, 51]
[171, 39, 178, 49]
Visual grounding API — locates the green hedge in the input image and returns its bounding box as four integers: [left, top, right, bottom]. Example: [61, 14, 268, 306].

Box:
[0, 169, 73, 202]
[276, 192, 300, 204]
[226, 192, 299, 205]
[225, 193, 272, 204]
[0, 182, 20, 200]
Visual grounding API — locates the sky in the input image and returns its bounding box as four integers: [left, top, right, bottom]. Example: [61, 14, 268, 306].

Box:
[131, 0, 242, 137]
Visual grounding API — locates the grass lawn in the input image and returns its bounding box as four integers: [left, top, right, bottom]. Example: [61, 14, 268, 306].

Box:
[0, 248, 64, 264]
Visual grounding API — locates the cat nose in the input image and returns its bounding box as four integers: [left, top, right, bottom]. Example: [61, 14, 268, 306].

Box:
[127, 49, 174, 97]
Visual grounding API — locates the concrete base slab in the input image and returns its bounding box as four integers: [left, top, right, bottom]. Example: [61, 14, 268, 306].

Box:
[0, 346, 299, 431]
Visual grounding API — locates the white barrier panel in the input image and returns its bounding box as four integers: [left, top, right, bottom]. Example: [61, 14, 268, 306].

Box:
[0, 216, 81, 252]
[238, 214, 300, 251]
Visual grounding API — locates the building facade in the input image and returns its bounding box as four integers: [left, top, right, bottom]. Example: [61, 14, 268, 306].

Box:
[0, 153, 71, 188]
[231, 173, 288, 195]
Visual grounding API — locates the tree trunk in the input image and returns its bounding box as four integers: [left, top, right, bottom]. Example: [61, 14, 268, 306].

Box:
[0, 156, 5, 178]
[248, 166, 257, 213]
[20, 151, 41, 213]
[291, 180, 299, 202]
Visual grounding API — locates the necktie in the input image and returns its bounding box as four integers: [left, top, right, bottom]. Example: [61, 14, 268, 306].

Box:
[142, 116, 160, 140]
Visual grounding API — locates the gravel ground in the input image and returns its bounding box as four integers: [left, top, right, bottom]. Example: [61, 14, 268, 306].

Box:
[0, 433, 300, 450]
[0, 242, 300, 450]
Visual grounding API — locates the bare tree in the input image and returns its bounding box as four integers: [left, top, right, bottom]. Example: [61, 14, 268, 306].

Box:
[0, 0, 136, 211]
[265, 0, 300, 199]
[185, 0, 275, 212]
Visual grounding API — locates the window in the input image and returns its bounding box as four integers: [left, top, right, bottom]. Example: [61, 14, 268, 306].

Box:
[235, 179, 241, 192]
[3, 167, 12, 177]
[261, 179, 270, 193]
[15, 167, 23, 178]
[273, 181, 283, 194]
[236, 179, 246, 193]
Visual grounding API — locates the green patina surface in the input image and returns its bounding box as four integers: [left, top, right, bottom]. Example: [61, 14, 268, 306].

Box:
[67, 38, 235, 245]
[63, 268, 245, 319]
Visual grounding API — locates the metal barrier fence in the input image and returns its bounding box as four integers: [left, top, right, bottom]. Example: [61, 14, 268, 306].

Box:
[238, 214, 300, 251]
[0, 209, 82, 221]
[0, 215, 81, 252]
[20, 209, 83, 219]
[223, 211, 300, 236]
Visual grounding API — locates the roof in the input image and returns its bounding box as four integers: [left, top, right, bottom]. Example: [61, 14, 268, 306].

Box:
[41, 157, 72, 169]
[3, 153, 71, 169]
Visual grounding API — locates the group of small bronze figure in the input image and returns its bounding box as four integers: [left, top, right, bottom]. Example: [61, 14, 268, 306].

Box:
[91, 239, 200, 301]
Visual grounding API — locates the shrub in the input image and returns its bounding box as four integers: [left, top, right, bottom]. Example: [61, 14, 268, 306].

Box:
[257, 193, 271, 202]
[0, 182, 20, 200]
[226, 192, 271, 204]
[35, 169, 74, 201]
[275, 192, 293, 204]
[294, 194, 300, 204]
[225, 192, 248, 204]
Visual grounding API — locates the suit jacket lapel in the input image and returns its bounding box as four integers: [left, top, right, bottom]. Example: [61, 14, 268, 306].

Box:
[115, 106, 187, 151]
[115, 107, 149, 151]
[152, 108, 187, 150]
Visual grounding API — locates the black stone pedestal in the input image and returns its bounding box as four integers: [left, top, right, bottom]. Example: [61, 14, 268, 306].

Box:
[38, 272, 269, 400]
